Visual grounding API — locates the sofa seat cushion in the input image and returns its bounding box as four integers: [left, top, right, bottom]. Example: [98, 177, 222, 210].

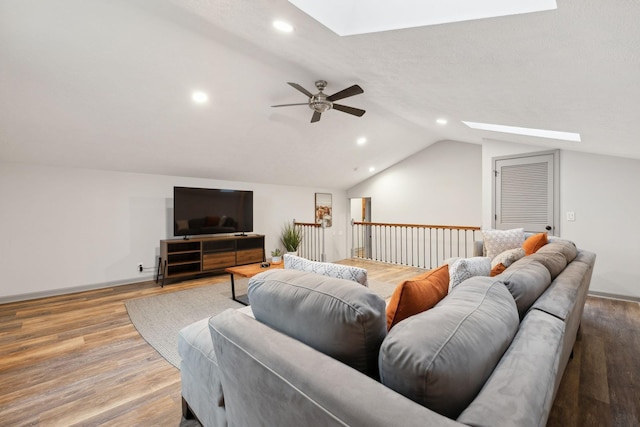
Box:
[457, 309, 565, 427]
[378, 276, 519, 419]
[497, 257, 552, 319]
[386, 264, 449, 330]
[248, 269, 386, 378]
[283, 254, 368, 286]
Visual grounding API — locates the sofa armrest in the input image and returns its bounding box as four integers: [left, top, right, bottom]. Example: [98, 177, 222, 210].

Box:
[458, 310, 565, 427]
[209, 309, 462, 427]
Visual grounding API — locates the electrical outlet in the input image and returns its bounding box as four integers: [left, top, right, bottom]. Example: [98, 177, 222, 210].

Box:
[138, 262, 143, 272]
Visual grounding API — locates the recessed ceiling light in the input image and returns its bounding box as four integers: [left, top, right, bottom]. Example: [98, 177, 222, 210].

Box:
[357, 137, 367, 145]
[273, 20, 294, 33]
[368, 166, 375, 173]
[192, 91, 209, 104]
[462, 121, 581, 142]
[436, 118, 448, 125]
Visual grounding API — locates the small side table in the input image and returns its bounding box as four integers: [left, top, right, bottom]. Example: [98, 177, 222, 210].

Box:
[225, 262, 284, 305]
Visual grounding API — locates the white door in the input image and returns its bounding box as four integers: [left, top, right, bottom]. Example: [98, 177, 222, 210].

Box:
[363, 198, 372, 258]
[494, 151, 559, 235]
[350, 197, 372, 258]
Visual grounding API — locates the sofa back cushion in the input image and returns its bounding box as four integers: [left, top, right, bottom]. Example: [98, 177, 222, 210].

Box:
[248, 269, 386, 378]
[283, 254, 368, 286]
[528, 239, 577, 280]
[378, 277, 519, 419]
[527, 252, 566, 280]
[497, 257, 552, 319]
[537, 240, 578, 263]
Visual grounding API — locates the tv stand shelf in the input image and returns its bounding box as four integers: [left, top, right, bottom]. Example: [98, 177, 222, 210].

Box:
[158, 234, 265, 287]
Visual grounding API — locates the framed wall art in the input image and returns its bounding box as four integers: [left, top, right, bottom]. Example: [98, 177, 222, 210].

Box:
[315, 193, 332, 227]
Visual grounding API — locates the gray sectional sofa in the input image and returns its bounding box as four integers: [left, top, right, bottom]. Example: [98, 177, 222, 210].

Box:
[178, 240, 595, 427]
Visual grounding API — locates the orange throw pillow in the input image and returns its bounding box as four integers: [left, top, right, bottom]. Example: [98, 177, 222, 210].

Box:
[490, 263, 507, 277]
[386, 264, 449, 330]
[522, 233, 548, 255]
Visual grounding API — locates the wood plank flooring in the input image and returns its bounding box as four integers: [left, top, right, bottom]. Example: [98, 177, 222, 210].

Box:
[0, 260, 638, 426]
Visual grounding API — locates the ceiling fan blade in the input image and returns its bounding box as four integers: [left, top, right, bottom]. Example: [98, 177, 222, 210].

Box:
[288, 82, 314, 98]
[311, 111, 322, 123]
[271, 103, 309, 107]
[332, 104, 366, 117]
[327, 84, 364, 102]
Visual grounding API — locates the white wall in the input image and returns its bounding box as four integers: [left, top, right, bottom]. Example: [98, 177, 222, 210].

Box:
[350, 198, 362, 222]
[482, 140, 640, 299]
[347, 140, 483, 226]
[345, 137, 640, 299]
[5, 138, 637, 301]
[0, 163, 346, 301]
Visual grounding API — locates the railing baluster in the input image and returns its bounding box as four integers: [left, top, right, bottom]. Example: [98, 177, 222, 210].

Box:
[423, 228, 427, 268]
[293, 221, 324, 262]
[349, 222, 480, 269]
[296, 221, 479, 266]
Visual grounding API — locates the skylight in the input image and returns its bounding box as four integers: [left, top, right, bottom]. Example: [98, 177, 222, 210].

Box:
[462, 121, 581, 142]
[288, 0, 557, 36]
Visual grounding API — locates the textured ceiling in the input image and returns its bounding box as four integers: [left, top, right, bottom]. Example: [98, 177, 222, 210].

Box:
[1, 0, 639, 189]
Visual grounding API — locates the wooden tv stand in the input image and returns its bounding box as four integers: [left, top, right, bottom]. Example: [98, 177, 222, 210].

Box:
[157, 234, 265, 287]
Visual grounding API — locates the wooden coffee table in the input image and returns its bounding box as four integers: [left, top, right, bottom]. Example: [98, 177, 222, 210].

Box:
[225, 262, 284, 305]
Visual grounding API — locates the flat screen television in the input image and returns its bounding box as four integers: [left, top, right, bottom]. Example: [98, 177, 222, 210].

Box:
[173, 186, 253, 237]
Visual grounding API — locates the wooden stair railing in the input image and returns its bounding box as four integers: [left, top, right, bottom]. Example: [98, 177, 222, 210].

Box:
[292, 220, 481, 268]
[293, 221, 324, 262]
[351, 221, 481, 269]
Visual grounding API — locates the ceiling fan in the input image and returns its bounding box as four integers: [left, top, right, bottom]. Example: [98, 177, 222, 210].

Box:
[271, 80, 365, 123]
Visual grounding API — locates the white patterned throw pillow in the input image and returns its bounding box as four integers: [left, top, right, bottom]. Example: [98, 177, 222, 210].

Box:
[482, 228, 525, 260]
[448, 257, 491, 290]
[491, 247, 526, 269]
[283, 254, 368, 287]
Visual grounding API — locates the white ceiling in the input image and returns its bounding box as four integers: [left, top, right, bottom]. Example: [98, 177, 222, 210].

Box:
[1, 0, 639, 190]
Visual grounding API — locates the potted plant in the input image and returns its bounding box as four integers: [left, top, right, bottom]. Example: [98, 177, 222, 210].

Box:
[281, 221, 303, 254]
[271, 248, 283, 264]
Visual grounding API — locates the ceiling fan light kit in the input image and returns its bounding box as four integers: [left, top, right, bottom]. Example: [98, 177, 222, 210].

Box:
[272, 80, 365, 123]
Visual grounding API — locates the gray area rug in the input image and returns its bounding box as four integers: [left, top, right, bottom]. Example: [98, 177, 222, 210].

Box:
[368, 278, 397, 301]
[125, 280, 244, 369]
[125, 277, 396, 369]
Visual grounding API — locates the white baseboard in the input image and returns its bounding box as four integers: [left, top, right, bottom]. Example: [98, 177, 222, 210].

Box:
[588, 290, 640, 303]
[0, 275, 155, 304]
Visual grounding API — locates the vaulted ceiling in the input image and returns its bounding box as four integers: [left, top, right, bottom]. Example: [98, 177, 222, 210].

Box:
[1, 0, 638, 189]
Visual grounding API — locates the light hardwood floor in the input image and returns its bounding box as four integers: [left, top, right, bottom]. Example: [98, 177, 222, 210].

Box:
[0, 260, 638, 426]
